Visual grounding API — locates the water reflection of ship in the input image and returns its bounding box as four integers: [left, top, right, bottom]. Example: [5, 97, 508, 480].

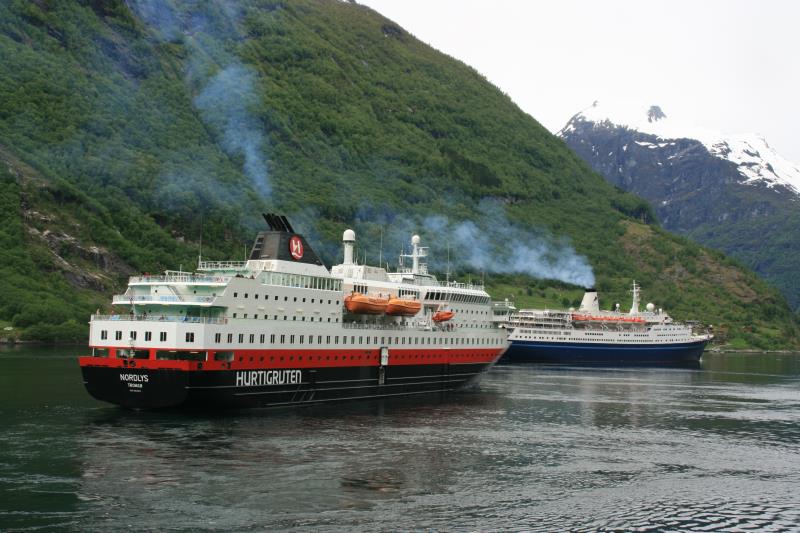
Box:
[77, 389, 508, 516]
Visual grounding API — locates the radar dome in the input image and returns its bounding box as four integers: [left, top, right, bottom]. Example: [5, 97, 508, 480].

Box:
[646, 302, 655, 312]
[411, 235, 421, 245]
[343, 229, 355, 242]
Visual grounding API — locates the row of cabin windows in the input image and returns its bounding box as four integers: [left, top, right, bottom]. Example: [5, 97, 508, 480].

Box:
[212, 333, 502, 346]
[101, 330, 167, 342]
[232, 313, 338, 323]
[231, 292, 339, 306]
[427, 292, 490, 304]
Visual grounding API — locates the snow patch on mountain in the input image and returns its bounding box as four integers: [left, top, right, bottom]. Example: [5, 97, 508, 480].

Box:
[562, 101, 800, 194]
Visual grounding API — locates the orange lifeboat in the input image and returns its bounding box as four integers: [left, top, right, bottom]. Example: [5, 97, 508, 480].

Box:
[432, 310, 455, 322]
[385, 298, 422, 316]
[344, 293, 389, 314]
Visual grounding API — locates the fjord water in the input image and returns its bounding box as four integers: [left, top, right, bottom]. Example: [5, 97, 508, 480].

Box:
[2, 348, 799, 532]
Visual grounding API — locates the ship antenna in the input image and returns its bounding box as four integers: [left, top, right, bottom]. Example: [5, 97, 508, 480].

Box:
[198, 215, 203, 268]
[378, 226, 383, 268]
[446, 242, 451, 284]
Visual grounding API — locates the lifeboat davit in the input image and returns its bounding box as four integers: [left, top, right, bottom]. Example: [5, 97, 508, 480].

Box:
[432, 310, 455, 322]
[385, 298, 422, 316]
[344, 293, 389, 314]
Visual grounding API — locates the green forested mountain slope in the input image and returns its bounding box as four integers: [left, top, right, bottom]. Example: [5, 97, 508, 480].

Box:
[0, 0, 795, 348]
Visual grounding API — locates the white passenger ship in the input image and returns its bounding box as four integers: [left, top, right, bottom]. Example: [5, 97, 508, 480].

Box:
[504, 282, 712, 365]
[79, 214, 509, 408]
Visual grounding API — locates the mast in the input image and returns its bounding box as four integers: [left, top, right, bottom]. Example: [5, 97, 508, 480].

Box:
[629, 280, 640, 315]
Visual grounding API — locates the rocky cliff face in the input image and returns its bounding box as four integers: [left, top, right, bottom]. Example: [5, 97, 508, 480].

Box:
[560, 102, 800, 308]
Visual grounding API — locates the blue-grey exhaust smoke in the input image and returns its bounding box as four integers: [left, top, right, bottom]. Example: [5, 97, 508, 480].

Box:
[126, 0, 272, 199]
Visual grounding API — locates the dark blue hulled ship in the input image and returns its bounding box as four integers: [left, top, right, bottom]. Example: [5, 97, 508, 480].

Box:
[503, 282, 712, 365]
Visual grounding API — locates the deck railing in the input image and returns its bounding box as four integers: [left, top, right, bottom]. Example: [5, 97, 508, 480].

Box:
[129, 274, 230, 284]
[198, 260, 248, 271]
[91, 314, 227, 324]
[112, 294, 217, 304]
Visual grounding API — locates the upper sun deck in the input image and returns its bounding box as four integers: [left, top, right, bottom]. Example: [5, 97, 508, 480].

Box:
[129, 270, 231, 286]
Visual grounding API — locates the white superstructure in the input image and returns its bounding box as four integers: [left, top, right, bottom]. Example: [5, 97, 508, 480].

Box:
[507, 282, 712, 347]
[88, 223, 508, 362]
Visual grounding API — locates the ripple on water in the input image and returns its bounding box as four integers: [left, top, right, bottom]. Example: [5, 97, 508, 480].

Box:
[2, 351, 800, 531]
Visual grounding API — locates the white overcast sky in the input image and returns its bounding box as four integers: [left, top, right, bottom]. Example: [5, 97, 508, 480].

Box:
[358, 0, 800, 162]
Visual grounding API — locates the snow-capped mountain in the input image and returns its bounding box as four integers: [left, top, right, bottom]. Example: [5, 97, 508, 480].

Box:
[561, 101, 800, 195]
[560, 101, 800, 309]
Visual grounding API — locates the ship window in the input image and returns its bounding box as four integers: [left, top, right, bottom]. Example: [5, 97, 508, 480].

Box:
[284, 297, 288, 301]
[318, 335, 322, 344]
[226, 333, 232, 343]
[100, 330, 108, 340]
[280, 334, 285, 343]
[233, 313, 237, 318]
[302, 298, 306, 303]
[300, 336, 304, 345]
[234, 292, 238, 297]
[358, 336, 363, 344]
[245, 293, 248, 298]
[254, 314, 258, 319]
[145, 331, 152, 341]
[160, 332, 167, 342]
[214, 351, 234, 362]
[290, 335, 295, 344]
[293, 316, 297, 321]
[274, 315, 277, 320]
[238, 334, 244, 343]
[115, 331, 122, 340]
[294, 297, 297, 302]
[351, 336, 355, 344]
[343, 336, 347, 345]
[260, 334, 265, 343]
[334, 336, 338, 345]
[249, 334, 255, 343]
[185, 332, 195, 342]
[269, 334, 275, 343]
[308, 336, 313, 345]
[214, 333, 221, 343]
[243, 314, 248, 319]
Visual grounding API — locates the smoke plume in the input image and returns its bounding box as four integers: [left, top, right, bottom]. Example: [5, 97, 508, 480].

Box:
[343, 200, 595, 287]
[126, 0, 272, 199]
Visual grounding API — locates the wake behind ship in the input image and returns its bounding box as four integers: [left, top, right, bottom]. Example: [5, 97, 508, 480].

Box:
[79, 214, 510, 409]
[503, 282, 712, 365]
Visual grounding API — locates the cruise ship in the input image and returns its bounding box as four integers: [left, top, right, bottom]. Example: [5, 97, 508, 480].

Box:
[503, 282, 712, 365]
[79, 214, 509, 409]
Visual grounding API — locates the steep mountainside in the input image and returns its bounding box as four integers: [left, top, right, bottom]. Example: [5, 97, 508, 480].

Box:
[0, 1, 796, 348]
[561, 101, 800, 310]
